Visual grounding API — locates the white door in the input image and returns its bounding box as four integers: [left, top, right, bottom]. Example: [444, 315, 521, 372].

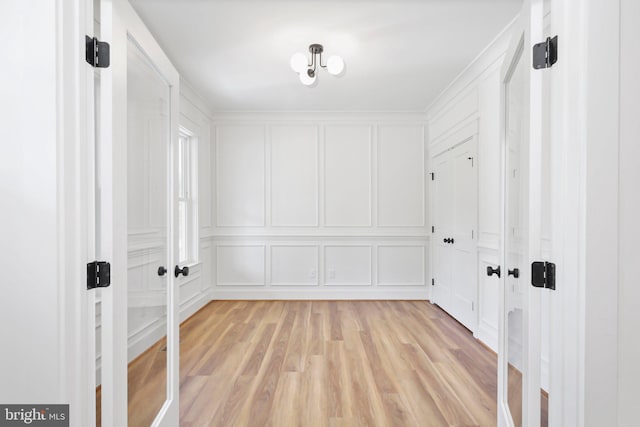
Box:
[449, 140, 478, 330]
[97, 1, 180, 426]
[432, 149, 453, 313]
[498, 0, 544, 426]
[431, 137, 478, 331]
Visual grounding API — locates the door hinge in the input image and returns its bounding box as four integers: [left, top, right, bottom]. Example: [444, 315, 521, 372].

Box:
[431, 226, 435, 233]
[431, 278, 435, 286]
[430, 172, 435, 181]
[85, 35, 110, 68]
[533, 35, 558, 70]
[531, 261, 556, 290]
[87, 261, 111, 289]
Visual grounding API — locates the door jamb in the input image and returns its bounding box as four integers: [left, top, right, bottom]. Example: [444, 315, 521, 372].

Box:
[56, 0, 95, 425]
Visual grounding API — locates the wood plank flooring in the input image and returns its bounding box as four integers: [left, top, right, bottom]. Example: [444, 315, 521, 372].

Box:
[128, 300, 503, 427]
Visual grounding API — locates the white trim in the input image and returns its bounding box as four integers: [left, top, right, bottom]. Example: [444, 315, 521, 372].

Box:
[57, 0, 93, 425]
[211, 289, 429, 300]
[212, 111, 428, 122]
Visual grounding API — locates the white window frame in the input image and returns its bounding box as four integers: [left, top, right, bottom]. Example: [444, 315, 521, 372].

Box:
[177, 127, 199, 266]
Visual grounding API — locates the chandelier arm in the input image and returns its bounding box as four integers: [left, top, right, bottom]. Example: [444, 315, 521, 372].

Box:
[319, 51, 327, 68]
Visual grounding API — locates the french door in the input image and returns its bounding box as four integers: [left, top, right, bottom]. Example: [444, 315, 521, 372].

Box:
[96, 0, 180, 426]
[498, 0, 545, 426]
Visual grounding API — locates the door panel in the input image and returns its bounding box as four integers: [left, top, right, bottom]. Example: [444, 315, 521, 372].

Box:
[504, 41, 528, 426]
[450, 141, 478, 330]
[432, 151, 453, 312]
[431, 138, 478, 331]
[498, 0, 544, 426]
[126, 36, 170, 427]
[98, 0, 180, 426]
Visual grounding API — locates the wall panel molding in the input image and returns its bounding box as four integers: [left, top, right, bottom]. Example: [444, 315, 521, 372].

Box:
[323, 124, 373, 227]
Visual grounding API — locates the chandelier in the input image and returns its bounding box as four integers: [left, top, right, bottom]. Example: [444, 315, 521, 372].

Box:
[290, 44, 345, 86]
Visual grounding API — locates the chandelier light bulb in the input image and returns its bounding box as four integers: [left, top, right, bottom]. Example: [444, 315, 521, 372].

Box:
[326, 55, 345, 76]
[290, 53, 308, 73]
[299, 70, 316, 86]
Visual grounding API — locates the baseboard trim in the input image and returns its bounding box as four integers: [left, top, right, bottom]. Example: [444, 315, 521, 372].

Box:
[475, 320, 499, 353]
[211, 288, 429, 300]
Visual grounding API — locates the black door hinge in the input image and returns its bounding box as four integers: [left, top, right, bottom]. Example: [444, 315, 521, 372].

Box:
[531, 261, 555, 290]
[533, 36, 558, 69]
[431, 278, 435, 286]
[431, 226, 435, 233]
[430, 172, 435, 181]
[87, 261, 111, 289]
[86, 35, 110, 68]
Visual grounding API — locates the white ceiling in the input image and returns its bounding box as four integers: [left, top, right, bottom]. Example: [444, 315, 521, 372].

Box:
[129, 0, 521, 112]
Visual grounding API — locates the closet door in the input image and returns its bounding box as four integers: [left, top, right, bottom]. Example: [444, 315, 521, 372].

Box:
[98, 0, 181, 426]
[432, 150, 453, 313]
[449, 139, 478, 330]
[431, 138, 477, 331]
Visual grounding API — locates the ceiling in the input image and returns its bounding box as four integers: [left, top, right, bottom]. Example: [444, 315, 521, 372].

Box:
[129, 0, 521, 112]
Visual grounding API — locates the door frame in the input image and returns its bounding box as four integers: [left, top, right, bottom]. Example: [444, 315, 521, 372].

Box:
[429, 125, 479, 333]
[55, 0, 96, 426]
[548, 0, 622, 425]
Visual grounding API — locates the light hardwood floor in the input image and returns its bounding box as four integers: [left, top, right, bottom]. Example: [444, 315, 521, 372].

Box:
[120, 300, 508, 426]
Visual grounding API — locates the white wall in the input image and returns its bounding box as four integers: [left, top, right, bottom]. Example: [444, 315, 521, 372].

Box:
[209, 113, 430, 299]
[618, 1, 640, 425]
[426, 25, 513, 350]
[582, 1, 620, 425]
[0, 0, 63, 403]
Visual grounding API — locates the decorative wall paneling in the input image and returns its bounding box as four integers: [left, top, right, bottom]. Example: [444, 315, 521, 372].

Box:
[209, 113, 429, 300]
[211, 115, 428, 235]
[211, 238, 429, 300]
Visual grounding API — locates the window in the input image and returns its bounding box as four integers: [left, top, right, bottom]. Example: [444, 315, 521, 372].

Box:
[177, 129, 198, 265]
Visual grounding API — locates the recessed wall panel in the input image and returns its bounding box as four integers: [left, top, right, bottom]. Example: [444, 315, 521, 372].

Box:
[324, 245, 372, 285]
[378, 125, 425, 227]
[271, 245, 318, 285]
[271, 126, 318, 226]
[324, 126, 371, 226]
[216, 126, 265, 227]
[199, 127, 212, 228]
[378, 246, 425, 285]
[216, 245, 265, 285]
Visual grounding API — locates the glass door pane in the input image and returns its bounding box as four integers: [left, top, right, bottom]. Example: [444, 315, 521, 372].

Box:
[126, 36, 171, 427]
[504, 38, 527, 427]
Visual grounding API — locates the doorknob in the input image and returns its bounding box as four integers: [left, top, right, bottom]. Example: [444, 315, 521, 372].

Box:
[486, 265, 501, 278]
[450, 237, 455, 244]
[157, 266, 167, 277]
[508, 268, 520, 278]
[174, 265, 190, 278]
